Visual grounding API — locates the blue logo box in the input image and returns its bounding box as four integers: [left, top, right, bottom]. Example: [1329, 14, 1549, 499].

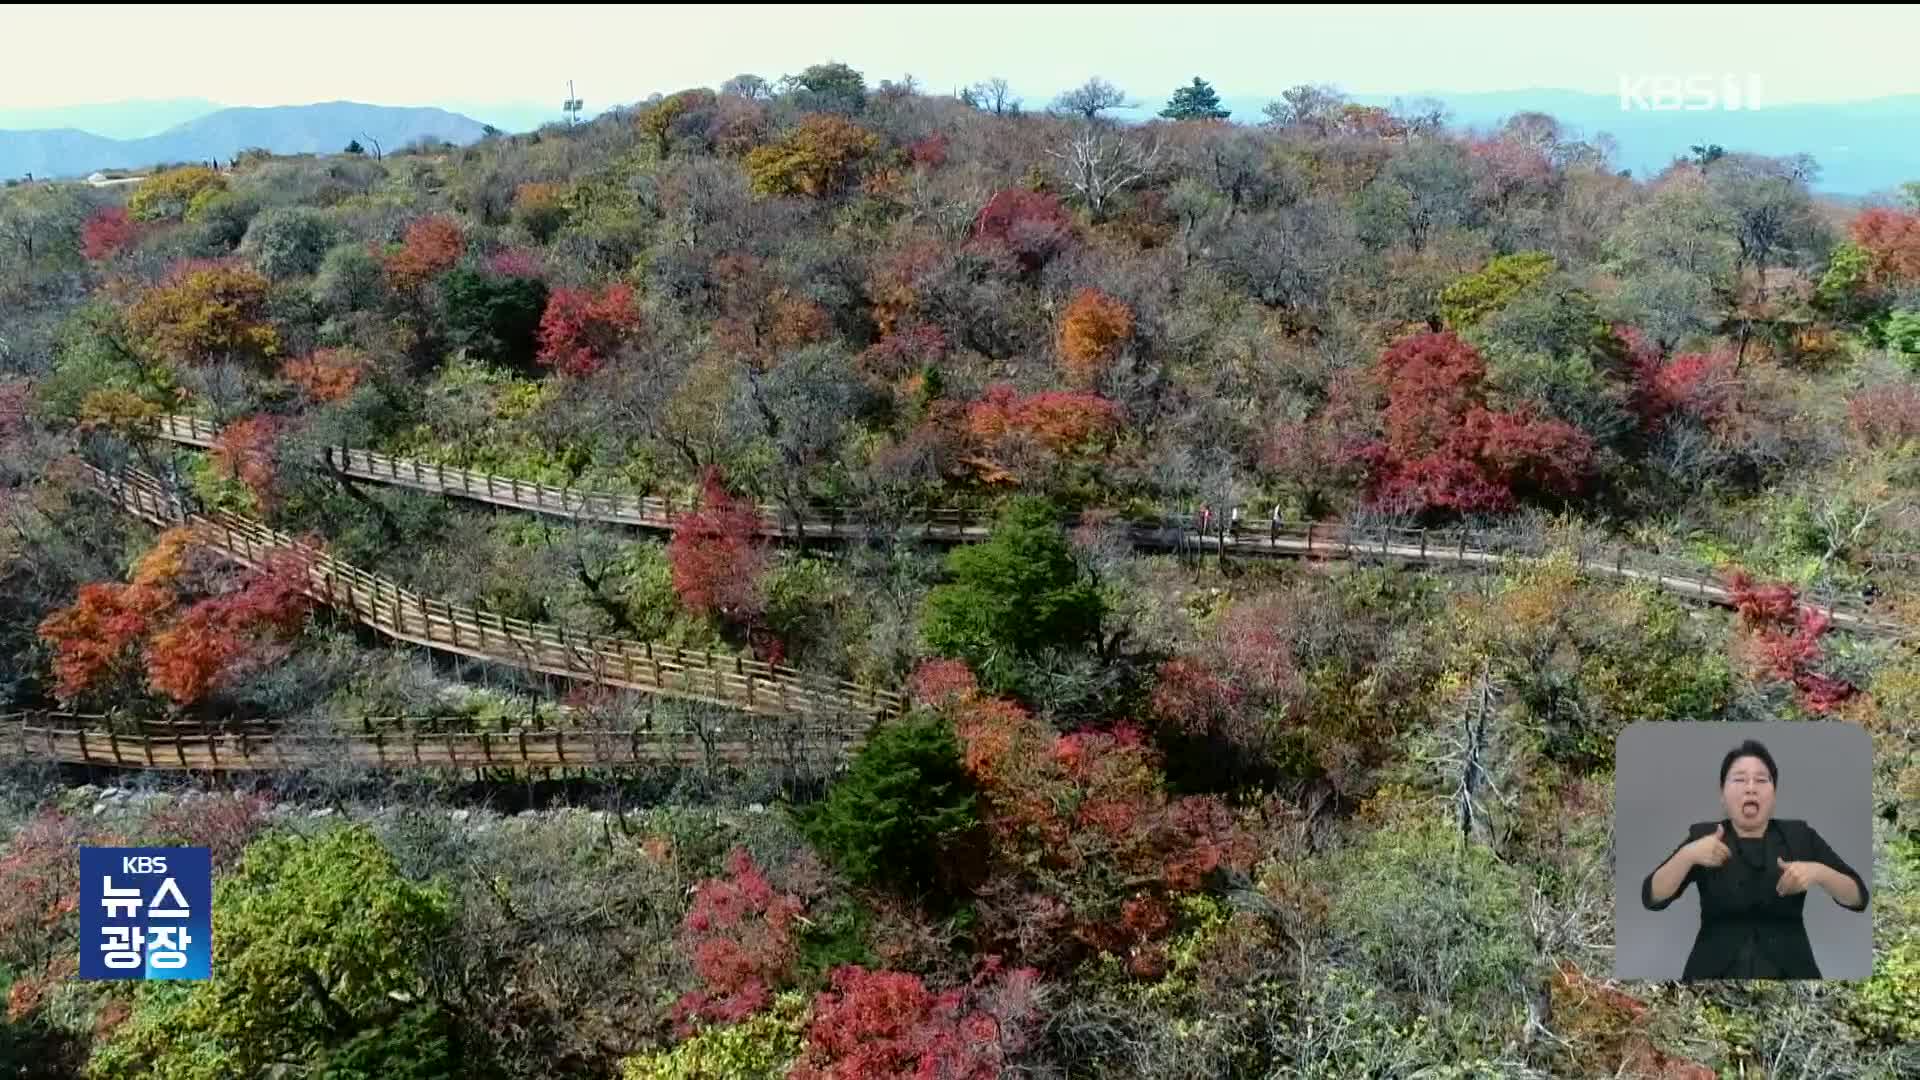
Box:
[79, 847, 211, 980]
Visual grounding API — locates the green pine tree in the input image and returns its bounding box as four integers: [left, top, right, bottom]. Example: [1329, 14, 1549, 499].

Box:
[1160, 77, 1231, 121]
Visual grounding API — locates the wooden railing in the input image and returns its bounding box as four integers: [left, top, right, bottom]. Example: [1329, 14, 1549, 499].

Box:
[85, 465, 909, 723]
[1, 713, 863, 772]
[140, 416, 1907, 638]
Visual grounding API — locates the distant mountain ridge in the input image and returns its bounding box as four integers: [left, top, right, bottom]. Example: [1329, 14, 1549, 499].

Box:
[0, 98, 223, 140]
[0, 102, 493, 180]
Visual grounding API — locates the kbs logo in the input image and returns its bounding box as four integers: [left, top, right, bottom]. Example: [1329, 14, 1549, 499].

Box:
[1619, 74, 1764, 111]
[80, 847, 212, 980]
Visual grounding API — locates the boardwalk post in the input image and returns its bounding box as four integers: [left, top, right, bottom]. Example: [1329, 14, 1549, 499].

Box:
[108, 727, 121, 766]
[1419, 529, 1427, 561]
[78, 728, 92, 764]
[1616, 547, 1624, 575]
[142, 733, 155, 767]
[175, 733, 187, 768]
[1305, 522, 1313, 552]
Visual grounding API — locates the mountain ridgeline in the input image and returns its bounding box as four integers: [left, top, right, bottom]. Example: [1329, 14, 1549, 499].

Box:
[0, 101, 494, 179]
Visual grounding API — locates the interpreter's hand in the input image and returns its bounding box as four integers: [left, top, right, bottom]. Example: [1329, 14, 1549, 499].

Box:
[1683, 824, 1732, 869]
[1777, 857, 1819, 897]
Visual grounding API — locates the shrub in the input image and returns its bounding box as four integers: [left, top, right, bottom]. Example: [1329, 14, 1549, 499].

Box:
[239, 205, 337, 280]
[1321, 814, 1532, 1012]
[88, 826, 458, 1079]
[621, 992, 808, 1080]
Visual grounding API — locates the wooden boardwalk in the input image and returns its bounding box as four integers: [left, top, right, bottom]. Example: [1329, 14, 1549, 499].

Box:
[1, 713, 862, 773]
[145, 415, 1908, 638]
[86, 465, 909, 723]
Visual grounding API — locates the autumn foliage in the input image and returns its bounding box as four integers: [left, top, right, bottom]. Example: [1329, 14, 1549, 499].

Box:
[145, 550, 313, 705]
[1724, 569, 1857, 713]
[37, 529, 195, 700]
[744, 114, 881, 197]
[1848, 207, 1920, 286]
[788, 962, 1043, 1080]
[212, 415, 282, 508]
[127, 260, 281, 368]
[281, 347, 367, 403]
[1350, 331, 1593, 515]
[80, 207, 143, 261]
[1846, 382, 1920, 449]
[1056, 288, 1133, 387]
[939, 688, 1256, 972]
[384, 215, 466, 291]
[965, 384, 1123, 453]
[535, 282, 641, 376]
[667, 468, 770, 625]
[672, 848, 804, 1033]
[970, 189, 1074, 273]
[38, 529, 311, 706]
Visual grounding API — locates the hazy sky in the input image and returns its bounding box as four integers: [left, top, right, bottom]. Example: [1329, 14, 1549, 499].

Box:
[6, 4, 1919, 110]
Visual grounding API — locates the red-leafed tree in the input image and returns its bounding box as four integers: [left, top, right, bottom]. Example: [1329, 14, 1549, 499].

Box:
[384, 215, 466, 291]
[144, 551, 313, 705]
[908, 132, 950, 169]
[941, 692, 1256, 972]
[1056, 288, 1133, 388]
[788, 962, 1044, 1080]
[667, 467, 770, 627]
[1630, 348, 1737, 433]
[1350, 331, 1593, 515]
[212, 415, 281, 509]
[970, 189, 1074, 273]
[671, 848, 804, 1034]
[857, 322, 947, 388]
[1723, 569, 1857, 713]
[1848, 207, 1920, 286]
[536, 282, 642, 376]
[80, 207, 143, 262]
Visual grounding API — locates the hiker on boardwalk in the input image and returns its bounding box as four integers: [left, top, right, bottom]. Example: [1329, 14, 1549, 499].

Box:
[1198, 504, 1212, 538]
[1270, 504, 1282, 544]
[1229, 505, 1242, 541]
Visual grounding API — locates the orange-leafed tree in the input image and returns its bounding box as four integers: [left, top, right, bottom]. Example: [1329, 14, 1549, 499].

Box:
[126, 260, 280, 368]
[941, 688, 1257, 974]
[1056, 288, 1133, 387]
[281, 347, 367, 403]
[384, 215, 466, 291]
[965, 384, 1124, 453]
[36, 528, 198, 701]
[1849, 207, 1920, 286]
[536, 282, 642, 376]
[144, 551, 313, 705]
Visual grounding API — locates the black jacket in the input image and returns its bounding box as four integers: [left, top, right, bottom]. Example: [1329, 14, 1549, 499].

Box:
[1641, 817, 1870, 980]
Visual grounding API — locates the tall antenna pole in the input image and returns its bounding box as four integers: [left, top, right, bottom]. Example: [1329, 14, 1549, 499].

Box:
[563, 80, 584, 127]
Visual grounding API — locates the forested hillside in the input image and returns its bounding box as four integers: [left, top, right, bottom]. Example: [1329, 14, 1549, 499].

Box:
[1, 65, 1917, 1078]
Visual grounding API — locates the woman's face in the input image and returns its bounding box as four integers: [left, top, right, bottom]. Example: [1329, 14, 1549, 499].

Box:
[1721, 754, 1776, 833]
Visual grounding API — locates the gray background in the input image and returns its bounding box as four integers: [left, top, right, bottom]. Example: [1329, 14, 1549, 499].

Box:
[1614, 721, 1873, 981]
